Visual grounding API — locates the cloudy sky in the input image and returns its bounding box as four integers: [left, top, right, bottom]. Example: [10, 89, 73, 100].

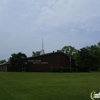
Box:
[0, 0, 100, 60]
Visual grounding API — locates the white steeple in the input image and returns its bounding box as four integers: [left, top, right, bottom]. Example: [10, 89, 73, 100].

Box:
[40, 37, 45, 55]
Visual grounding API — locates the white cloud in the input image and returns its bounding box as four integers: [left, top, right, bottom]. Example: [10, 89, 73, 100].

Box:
[0, 0, 100, 60]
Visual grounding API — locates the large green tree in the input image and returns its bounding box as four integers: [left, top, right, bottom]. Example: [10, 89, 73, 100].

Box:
[61, 46, 79, 67]
[9, 52, 27, 68]
[61, 42, 100, 71]
[61, 45, 78, 58]
[76, 42, 100, 71]
[76, 47, 92, 71]
[89, 44, 100, 70]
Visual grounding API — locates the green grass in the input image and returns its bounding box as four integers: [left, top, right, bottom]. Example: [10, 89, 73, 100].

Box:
[0, 72, 100, 100]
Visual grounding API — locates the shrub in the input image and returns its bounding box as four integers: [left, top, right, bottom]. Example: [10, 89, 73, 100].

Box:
[51, 67, 63, 72]
[98, 68, 100, 72]
[51, 67, 74, 72]
[63, 67, 74, 72]
[77, 67, 89, 72]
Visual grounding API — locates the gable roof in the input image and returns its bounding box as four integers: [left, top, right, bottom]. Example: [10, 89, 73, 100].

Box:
[0, 62, 9, 66]
[27, 51, 73, 59]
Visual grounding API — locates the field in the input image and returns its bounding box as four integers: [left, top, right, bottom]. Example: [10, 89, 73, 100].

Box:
[0, 72, 100, 100]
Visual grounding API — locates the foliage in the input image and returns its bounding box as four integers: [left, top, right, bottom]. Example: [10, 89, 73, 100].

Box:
[8, 52, 27, 68]
[62, 67, 74, 72]
[61, 45, 78, 65]
[0, 59, 6, 64]
[32, 51, 41, 56]
[51, 67, 73, 72]
[61, 45, 78, 57]
[98, 42, 100, 48]
[61, 42, 100, 71]
[75, 42, 100, 71]
[51, 67, 63, 72]
[77, 47, 91, 70]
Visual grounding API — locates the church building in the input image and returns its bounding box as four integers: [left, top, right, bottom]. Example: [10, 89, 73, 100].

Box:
[0, 38, 75, 72]
[26, 51, 75, 72]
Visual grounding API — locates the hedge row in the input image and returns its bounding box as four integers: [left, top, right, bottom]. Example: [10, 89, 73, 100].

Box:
[51, 67, 73, 72]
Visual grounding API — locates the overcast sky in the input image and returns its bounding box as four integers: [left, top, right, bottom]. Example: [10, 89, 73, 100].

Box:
[0, 0, 100, 60]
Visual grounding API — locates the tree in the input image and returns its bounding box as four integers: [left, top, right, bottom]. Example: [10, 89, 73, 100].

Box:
[8, 52, 27, 70]
[76, 44, 100, 71]
[89, 44, 100, 71]
[97, 42, 100, 48]
[0, 59, 6, 64]
[32, 51, 41, 57]
[60, 42, 100, 72]
[76, 47, 92, 71]
[61, 45, 78, 57]
[72, 50, 80, 66]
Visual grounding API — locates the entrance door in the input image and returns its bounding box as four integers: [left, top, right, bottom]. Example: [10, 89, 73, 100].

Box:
[22, 66, 26, 72]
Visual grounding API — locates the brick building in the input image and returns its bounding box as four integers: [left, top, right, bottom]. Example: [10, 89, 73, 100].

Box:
[26, 52, 75, 72]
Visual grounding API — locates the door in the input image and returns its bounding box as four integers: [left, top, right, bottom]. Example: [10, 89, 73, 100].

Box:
[22, 66, 26, 72]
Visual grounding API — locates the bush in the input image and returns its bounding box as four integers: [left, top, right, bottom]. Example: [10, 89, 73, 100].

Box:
[51, 67, 63, 72]
[62, 67, 73, 72]
[77, 67, 89, 72]
[98, 68, 100, 72]
[51, 67, 73, 72]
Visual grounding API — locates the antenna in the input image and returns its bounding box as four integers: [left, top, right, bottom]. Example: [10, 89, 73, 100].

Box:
[40, 37, 45, 55]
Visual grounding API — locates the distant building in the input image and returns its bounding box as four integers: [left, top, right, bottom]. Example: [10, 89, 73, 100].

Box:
[0, 52, 75, 72]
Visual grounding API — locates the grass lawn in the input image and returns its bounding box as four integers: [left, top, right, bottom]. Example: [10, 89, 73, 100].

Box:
[0, 72, 100, 100]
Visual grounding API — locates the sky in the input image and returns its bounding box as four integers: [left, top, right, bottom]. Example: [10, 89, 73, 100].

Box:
[0, 0, 100, 60]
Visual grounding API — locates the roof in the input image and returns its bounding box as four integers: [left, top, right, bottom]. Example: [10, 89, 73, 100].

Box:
[0, 62, 9, 66]
[27, 51, 71, 59]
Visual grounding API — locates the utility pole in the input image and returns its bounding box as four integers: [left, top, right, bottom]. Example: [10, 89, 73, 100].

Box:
[69, 48, 71, 72]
